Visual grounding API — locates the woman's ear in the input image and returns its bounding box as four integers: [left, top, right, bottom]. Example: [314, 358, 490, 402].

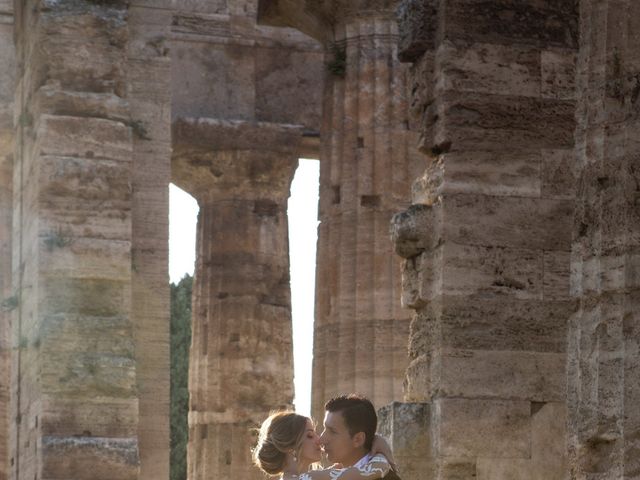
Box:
[351, 431, 366, 449]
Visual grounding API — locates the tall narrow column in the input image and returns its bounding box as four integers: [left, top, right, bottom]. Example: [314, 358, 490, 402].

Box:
[389, 1, 578, 479]
[173, 119, 301, 480]
[0, 4, 14, 480]
[312, 12, 420, 420]
[568, 1, 640, 477]
[128, 3, 172, 479]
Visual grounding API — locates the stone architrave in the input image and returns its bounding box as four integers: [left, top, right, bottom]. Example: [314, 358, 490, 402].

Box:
[388, 1, 579, 479]
[173, 118, 303, 480]
[258, 0, 422, 422]
[0, 2, 14, 479]
[568, 1, 640, 477]
[9, 2, 171, 479]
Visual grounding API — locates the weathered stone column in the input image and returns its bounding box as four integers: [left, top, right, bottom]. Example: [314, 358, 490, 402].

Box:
[0, 3, 15, 479]
[388, 1, 579, 479]
[568, 1, 640, 477]
[311, 6, 420, 421]
[128, 3, 172, 479]
[173, 118, 301, 480]
[10, 2, 171, 479]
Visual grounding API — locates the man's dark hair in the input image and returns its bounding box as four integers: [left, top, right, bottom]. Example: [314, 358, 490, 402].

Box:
[325, 394, 377, 451]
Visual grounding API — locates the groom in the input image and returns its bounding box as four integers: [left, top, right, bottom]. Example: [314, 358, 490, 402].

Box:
[318, 394, 402, 480]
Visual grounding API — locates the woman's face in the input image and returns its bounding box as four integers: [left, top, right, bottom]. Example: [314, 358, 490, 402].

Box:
[298, 418, 322, 466]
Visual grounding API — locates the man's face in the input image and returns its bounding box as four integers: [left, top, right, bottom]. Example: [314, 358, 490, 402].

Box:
[319, 411, 363, 466]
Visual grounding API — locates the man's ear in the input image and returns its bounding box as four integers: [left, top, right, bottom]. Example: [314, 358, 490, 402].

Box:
[351, 432, 366, 449]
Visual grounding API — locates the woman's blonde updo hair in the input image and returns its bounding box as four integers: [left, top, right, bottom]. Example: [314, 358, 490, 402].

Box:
[252, 411, 308, 475]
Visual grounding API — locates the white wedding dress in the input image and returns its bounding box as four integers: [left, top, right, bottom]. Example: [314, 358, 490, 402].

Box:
[297, 454, 391, 480]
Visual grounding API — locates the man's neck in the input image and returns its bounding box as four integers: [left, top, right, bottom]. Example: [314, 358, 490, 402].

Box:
[343, 450, 369, 467]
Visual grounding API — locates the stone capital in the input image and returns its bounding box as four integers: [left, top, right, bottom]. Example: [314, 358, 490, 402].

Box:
[172, 117, 303, 202]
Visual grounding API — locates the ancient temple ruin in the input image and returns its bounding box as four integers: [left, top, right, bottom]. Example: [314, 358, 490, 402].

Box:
[0, 1, 638, 480]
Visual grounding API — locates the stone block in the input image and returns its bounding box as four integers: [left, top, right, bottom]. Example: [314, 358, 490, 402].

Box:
[39, 13, 128, 96]
[440, 151, 542, 198]
[437, 458, 477, 480]
[41, 278, 130, 317]
[531, 402, 567, 463]
[38, 154, 132, 236]
[436, 349, 566, 401]
[396, 0, 437, 63]
[436, 92, 576, 151]
[378, 402, 433, 480]
[255, 46, 323, 129]
[439, 295, 572, 352]
[443, 243, 543, 300]
[541, 149, 576, 199]
[391, 202, 442, 259]
[543, 250, 572, 300]
[171, 41, 255, 121]
[33, 88, 129, 123]
[444, 193, 573, 251]
[42, 436, 138, 480]
[404, 354, 432, 402]
[541, 48, 577, 100]
[442, 0, 578, 49]
[437, 41, 541, 97]
[41, 396, 138, 437]
[436, 398, 531, 458]
[36, 115, 132, 162]
[401, 247, 442, 308]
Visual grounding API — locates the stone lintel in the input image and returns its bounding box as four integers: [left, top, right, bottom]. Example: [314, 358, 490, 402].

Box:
[257, 0, 398, 41]
[172, 117, 305, 154]
[172, 117, 305, 201]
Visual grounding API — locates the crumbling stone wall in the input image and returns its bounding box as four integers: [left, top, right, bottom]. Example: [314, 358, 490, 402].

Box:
[389, 1, 579, 478]
[568, 1, 640, 477]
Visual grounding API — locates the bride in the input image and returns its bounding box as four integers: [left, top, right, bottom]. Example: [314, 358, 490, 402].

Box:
[253, 411, 394, 479]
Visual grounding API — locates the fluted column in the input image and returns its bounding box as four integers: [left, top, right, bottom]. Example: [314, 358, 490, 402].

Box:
[312, 11, 420, 420]
[568, 1, 640, 477]
[172, 118, 300, 480]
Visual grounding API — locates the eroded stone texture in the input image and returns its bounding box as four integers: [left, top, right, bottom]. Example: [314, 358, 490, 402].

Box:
[9, 1, 171, 479]
[389, 1, 579, 478]
[568, 1, 640, 478]
[173, 119, 302, 480]
[0, 4, 14, 479]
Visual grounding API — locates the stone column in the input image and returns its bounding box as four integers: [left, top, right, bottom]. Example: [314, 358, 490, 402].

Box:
[128, 3, 172, 480]
[312, 9, 420, 421]
[172, 118, 301, 480]
[389, 1, 579, 479]
[568, 1, 640, 477]
[0, 3, 14, 479]
[9, 2, 171, 479]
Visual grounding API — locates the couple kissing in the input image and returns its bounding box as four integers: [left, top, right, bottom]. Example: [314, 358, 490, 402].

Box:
[253, 394, 401, 480]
